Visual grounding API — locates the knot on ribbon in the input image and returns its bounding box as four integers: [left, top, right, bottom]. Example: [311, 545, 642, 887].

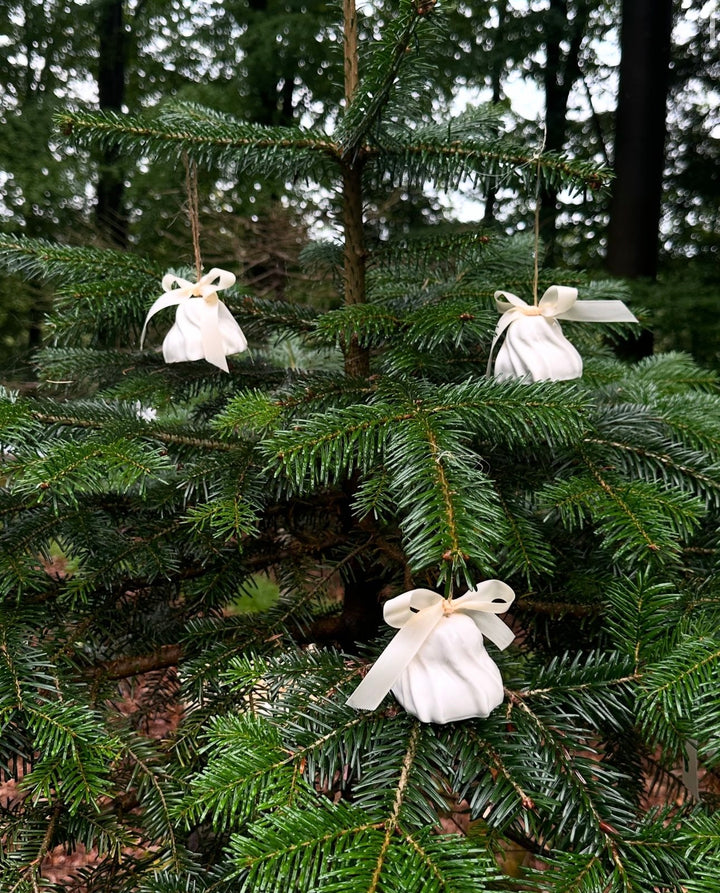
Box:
[346, 580, 516, 712]
[160, 268, 234, 303]
[141, 268, 247, 373]
[495, 285, 579, 321]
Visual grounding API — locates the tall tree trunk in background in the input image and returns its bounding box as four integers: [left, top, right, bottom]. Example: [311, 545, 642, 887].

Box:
[483, 1, 507, 226]
[341, 0, 369, 379]
[606, 0, 673, 279]
[96, 0, 129, 247]
[539, 0, 589, 264]
[245, 0, 296, 126]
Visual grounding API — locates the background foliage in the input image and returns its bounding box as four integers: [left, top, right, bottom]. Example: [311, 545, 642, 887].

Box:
[1, 0, 719, 364]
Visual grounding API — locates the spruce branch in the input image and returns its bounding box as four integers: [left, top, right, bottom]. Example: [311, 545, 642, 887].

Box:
[544, 452, 705, 567]
[225, 803, 382, 892]
[583, 434, 720, 505]
[366, 133, 611, 196]
[338, 0, 430, 157]
[465, 729, 537, 814]
[117, 738, 186, 876]
[36, 412, 235, 452]
[181, 712, 369, 830]
[367, 721, 420, 893]
[57, 110, 342, 181]
[493, 488, 556, 581]
[214, 377, 378, 438]
[9, 800, 63, 893]
[0, 233, 161, 283]
[584, 457, 661, 554]
[92, 644, 183, 681]
[502, 694, 631, 860]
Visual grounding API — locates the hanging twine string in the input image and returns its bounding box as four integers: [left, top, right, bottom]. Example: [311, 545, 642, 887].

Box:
[140, 155, 249, 373]
[532, 168, 541, 306]
[183, 153, 203, 280]
[531, 126, 547, 306]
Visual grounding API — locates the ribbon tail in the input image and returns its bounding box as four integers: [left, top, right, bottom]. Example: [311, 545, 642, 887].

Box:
[473, 613, 516, 651]
[486, 310, 519, 377]
[558, 300, 638, 324]
[347, 606, 443, 711]
[140, 292, 185, 348]
[201, 299, 229, 372]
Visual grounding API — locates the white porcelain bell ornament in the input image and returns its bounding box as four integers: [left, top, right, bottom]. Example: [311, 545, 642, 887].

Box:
[141, 268, 247, 373]
[490, 285, 638, 383]
[390, 611, 505, 723]
[346, 581, 516, 724]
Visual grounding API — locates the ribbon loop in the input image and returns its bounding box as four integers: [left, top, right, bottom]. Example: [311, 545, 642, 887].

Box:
[383, 588, 442, 628]
[538, 285, 579, 316]
[204, 268, 237, 291]
[347, 581, 515, 712]
[161, 272, 191, 295]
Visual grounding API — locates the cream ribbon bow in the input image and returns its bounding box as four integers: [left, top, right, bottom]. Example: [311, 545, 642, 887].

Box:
[346, 581, 515, 711]
[141, 268, 243, 372]
[487, 285, 638, 375]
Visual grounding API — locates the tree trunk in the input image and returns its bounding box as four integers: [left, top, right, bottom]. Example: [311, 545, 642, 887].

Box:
[95, 0, 129, 247]
[245, 0, 296, 126]
[606, 0, 673, 279]
[342, 0, 369, 378]
[483, 2, 507, 226]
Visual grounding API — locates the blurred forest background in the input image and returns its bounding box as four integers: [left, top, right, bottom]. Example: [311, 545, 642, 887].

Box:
[0, 0, 718, 375]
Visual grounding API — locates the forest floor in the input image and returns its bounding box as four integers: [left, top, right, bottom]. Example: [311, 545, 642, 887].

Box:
[0, 670, 710, 889]
[0, 667, 182, 887]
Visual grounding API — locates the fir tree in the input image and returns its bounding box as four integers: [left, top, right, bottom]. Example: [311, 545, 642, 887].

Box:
[1, 2, 720, 891]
